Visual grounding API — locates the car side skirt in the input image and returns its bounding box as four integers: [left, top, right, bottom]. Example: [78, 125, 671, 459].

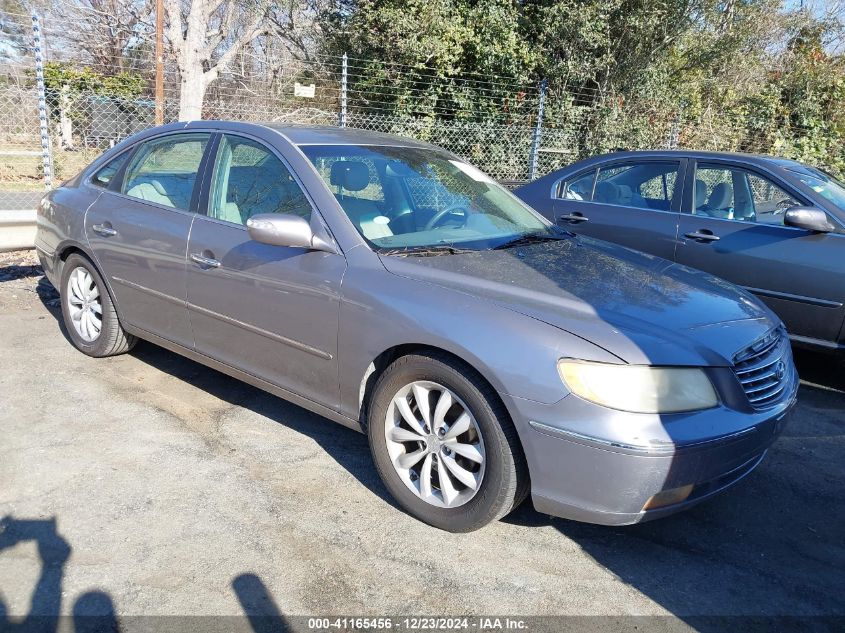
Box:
[788, 332, 845, 354]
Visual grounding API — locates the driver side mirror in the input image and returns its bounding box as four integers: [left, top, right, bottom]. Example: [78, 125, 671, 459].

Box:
[783, 207, 835, 233]
[246, 214, 336, 253]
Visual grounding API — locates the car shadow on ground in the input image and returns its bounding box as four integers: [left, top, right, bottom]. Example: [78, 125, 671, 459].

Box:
[504, 349, 845, 622]
[33, 276, 396, 513]
[129, 339, 395, 509]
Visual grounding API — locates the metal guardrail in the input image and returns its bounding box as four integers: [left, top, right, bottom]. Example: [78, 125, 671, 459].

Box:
[0, 192, 42, 252]
[0, 208, 38, 252]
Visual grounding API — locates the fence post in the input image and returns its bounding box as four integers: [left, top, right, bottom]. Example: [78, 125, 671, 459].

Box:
[666, 105, 683, 150]
[31, 13, 53, 190]
[339, 53, 348, 128]
[528, 79, 547, 181]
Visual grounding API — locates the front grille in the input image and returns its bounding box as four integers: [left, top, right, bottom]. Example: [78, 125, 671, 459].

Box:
[733, 328, 792, 409]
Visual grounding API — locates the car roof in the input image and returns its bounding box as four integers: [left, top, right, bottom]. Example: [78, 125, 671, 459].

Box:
[567, 149, 804, 167]
[255, 123, 434, 148]
[514, 149, 810, 194]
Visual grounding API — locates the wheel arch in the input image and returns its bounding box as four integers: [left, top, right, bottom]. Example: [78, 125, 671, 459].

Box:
[55, 242, 126, 324]
[357, 343, 514, 433]
[54, 240, 95, 280]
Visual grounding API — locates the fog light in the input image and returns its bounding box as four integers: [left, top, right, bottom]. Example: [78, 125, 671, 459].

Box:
[642, 484, 694, 511]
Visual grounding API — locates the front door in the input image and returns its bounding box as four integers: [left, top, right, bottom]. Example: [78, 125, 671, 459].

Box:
[85, 132, 212, 347]
[676, 161, 845, 344]
[186, 133, 346, 407]
[553, 159, 685, 260]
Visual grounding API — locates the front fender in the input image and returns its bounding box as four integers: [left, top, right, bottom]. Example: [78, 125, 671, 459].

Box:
[336, 261, 617, 421]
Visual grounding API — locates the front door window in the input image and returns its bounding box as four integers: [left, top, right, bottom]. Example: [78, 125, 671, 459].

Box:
[694, 165, 800, 224]
[207, 134, 312, 226]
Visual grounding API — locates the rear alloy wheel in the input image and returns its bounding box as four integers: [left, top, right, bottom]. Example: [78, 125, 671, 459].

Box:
[60, 253, 136, 357]
[66, 266, 102, 342]
[368, 353, 528, 532]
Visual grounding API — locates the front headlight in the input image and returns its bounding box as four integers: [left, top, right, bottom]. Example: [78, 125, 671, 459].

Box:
[557, 360, 718, 414]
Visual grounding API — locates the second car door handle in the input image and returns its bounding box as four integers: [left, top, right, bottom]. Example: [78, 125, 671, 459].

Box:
[684, 230, 720, 243]
[91, 223, 117, 237]
[190, 253, 222, 268]
[558, 213, 589, 224]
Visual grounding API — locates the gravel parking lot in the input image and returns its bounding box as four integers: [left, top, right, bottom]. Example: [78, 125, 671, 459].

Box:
[1, 251, 843, 629]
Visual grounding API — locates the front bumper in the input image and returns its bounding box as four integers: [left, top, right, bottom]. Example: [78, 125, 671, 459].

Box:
[508, 365, 798, 525]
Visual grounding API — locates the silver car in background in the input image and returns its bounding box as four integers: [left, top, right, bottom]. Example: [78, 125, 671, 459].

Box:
[36, 123, 798, 531]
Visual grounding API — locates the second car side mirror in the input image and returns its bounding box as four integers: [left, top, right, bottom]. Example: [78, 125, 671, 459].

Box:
[783, 207, 835, 233]
[246, 214, 336, 252]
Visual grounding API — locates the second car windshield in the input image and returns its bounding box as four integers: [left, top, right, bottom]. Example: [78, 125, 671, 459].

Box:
[300, 144, 554, 251]
[788, 166, 845, 212]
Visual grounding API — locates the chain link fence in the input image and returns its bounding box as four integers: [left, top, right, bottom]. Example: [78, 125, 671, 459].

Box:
[0, 8, 682, 211]
[1, 8, 842, 213]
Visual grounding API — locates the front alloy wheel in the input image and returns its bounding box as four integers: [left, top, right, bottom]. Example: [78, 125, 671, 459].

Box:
[368, 353, 528, 532]
[384, 380, 486, 508]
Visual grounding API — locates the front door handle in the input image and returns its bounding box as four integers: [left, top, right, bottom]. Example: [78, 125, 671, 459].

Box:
[558, 213, 589, 224]
[190, 253, 221, 268]
[684, 230, 720, 243]
[92, 223, 117, 237]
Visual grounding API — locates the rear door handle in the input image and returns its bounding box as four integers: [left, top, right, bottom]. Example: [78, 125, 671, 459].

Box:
[91, 223, 117, 237]
[558, 213, 589, 224]
[190, 253, 221, 268]
[684, 230, 720, 243]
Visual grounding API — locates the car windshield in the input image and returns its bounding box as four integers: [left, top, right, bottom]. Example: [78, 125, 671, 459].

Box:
[788, 166, 845, 212]
[301, 144, 558, 252]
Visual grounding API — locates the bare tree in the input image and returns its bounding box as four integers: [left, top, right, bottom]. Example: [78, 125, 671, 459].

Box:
[50, 0, 154, 73]
[164, 0, 273, 120]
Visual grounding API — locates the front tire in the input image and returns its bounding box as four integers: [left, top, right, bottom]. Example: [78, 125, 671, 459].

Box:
[59, 253, 136, 357]
[368, 352, 528, 532]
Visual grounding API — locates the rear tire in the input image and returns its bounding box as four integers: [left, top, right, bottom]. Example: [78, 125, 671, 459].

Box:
[367, 352, 528, 532]
[59, 253, 136, 357]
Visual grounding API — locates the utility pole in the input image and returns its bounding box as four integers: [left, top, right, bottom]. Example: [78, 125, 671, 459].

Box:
[154, 0, 164, 125]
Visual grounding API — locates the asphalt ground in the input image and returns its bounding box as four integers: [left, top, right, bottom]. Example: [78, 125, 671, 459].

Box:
[0, 251, 843, 632]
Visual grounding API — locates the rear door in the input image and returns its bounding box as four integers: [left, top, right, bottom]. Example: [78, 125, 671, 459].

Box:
[85, 132, 213, 347]
[186, 133, 346, 407]
[676, 160, 845, 344]
[553, 158, 686, 260]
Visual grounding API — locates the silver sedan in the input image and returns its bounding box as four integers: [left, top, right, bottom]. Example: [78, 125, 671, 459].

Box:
[36, 122, 798, 531]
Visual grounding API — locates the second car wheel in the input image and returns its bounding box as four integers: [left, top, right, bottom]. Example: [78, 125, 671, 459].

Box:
[59, 252, 137, 358]
[367, 352, 529, 532]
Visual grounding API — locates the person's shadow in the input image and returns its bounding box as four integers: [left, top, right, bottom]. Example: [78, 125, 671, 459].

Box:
[233, 573, 290, 633]
[0, 516, 120, 633]
[0, 516, 70, 633]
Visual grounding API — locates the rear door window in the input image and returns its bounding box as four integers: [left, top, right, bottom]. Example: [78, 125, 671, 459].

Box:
[594, 161, 680, 211]
[90, 151, 130, 188]
[122, 133, 211, 211]
[557, 170, 596, 201]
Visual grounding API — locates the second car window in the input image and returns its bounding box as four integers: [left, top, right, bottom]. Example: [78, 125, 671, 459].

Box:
[208, 135, 312, 226]
[694, 165, 799, 224]
[593, 162, 679, 211]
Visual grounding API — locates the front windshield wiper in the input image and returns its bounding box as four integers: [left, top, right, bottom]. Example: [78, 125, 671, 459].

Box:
[379, 245, 478, 257]
[492, 231, 573, 250]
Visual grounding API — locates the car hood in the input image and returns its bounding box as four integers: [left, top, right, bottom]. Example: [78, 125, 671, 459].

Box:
[378, 236, 778, 366]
